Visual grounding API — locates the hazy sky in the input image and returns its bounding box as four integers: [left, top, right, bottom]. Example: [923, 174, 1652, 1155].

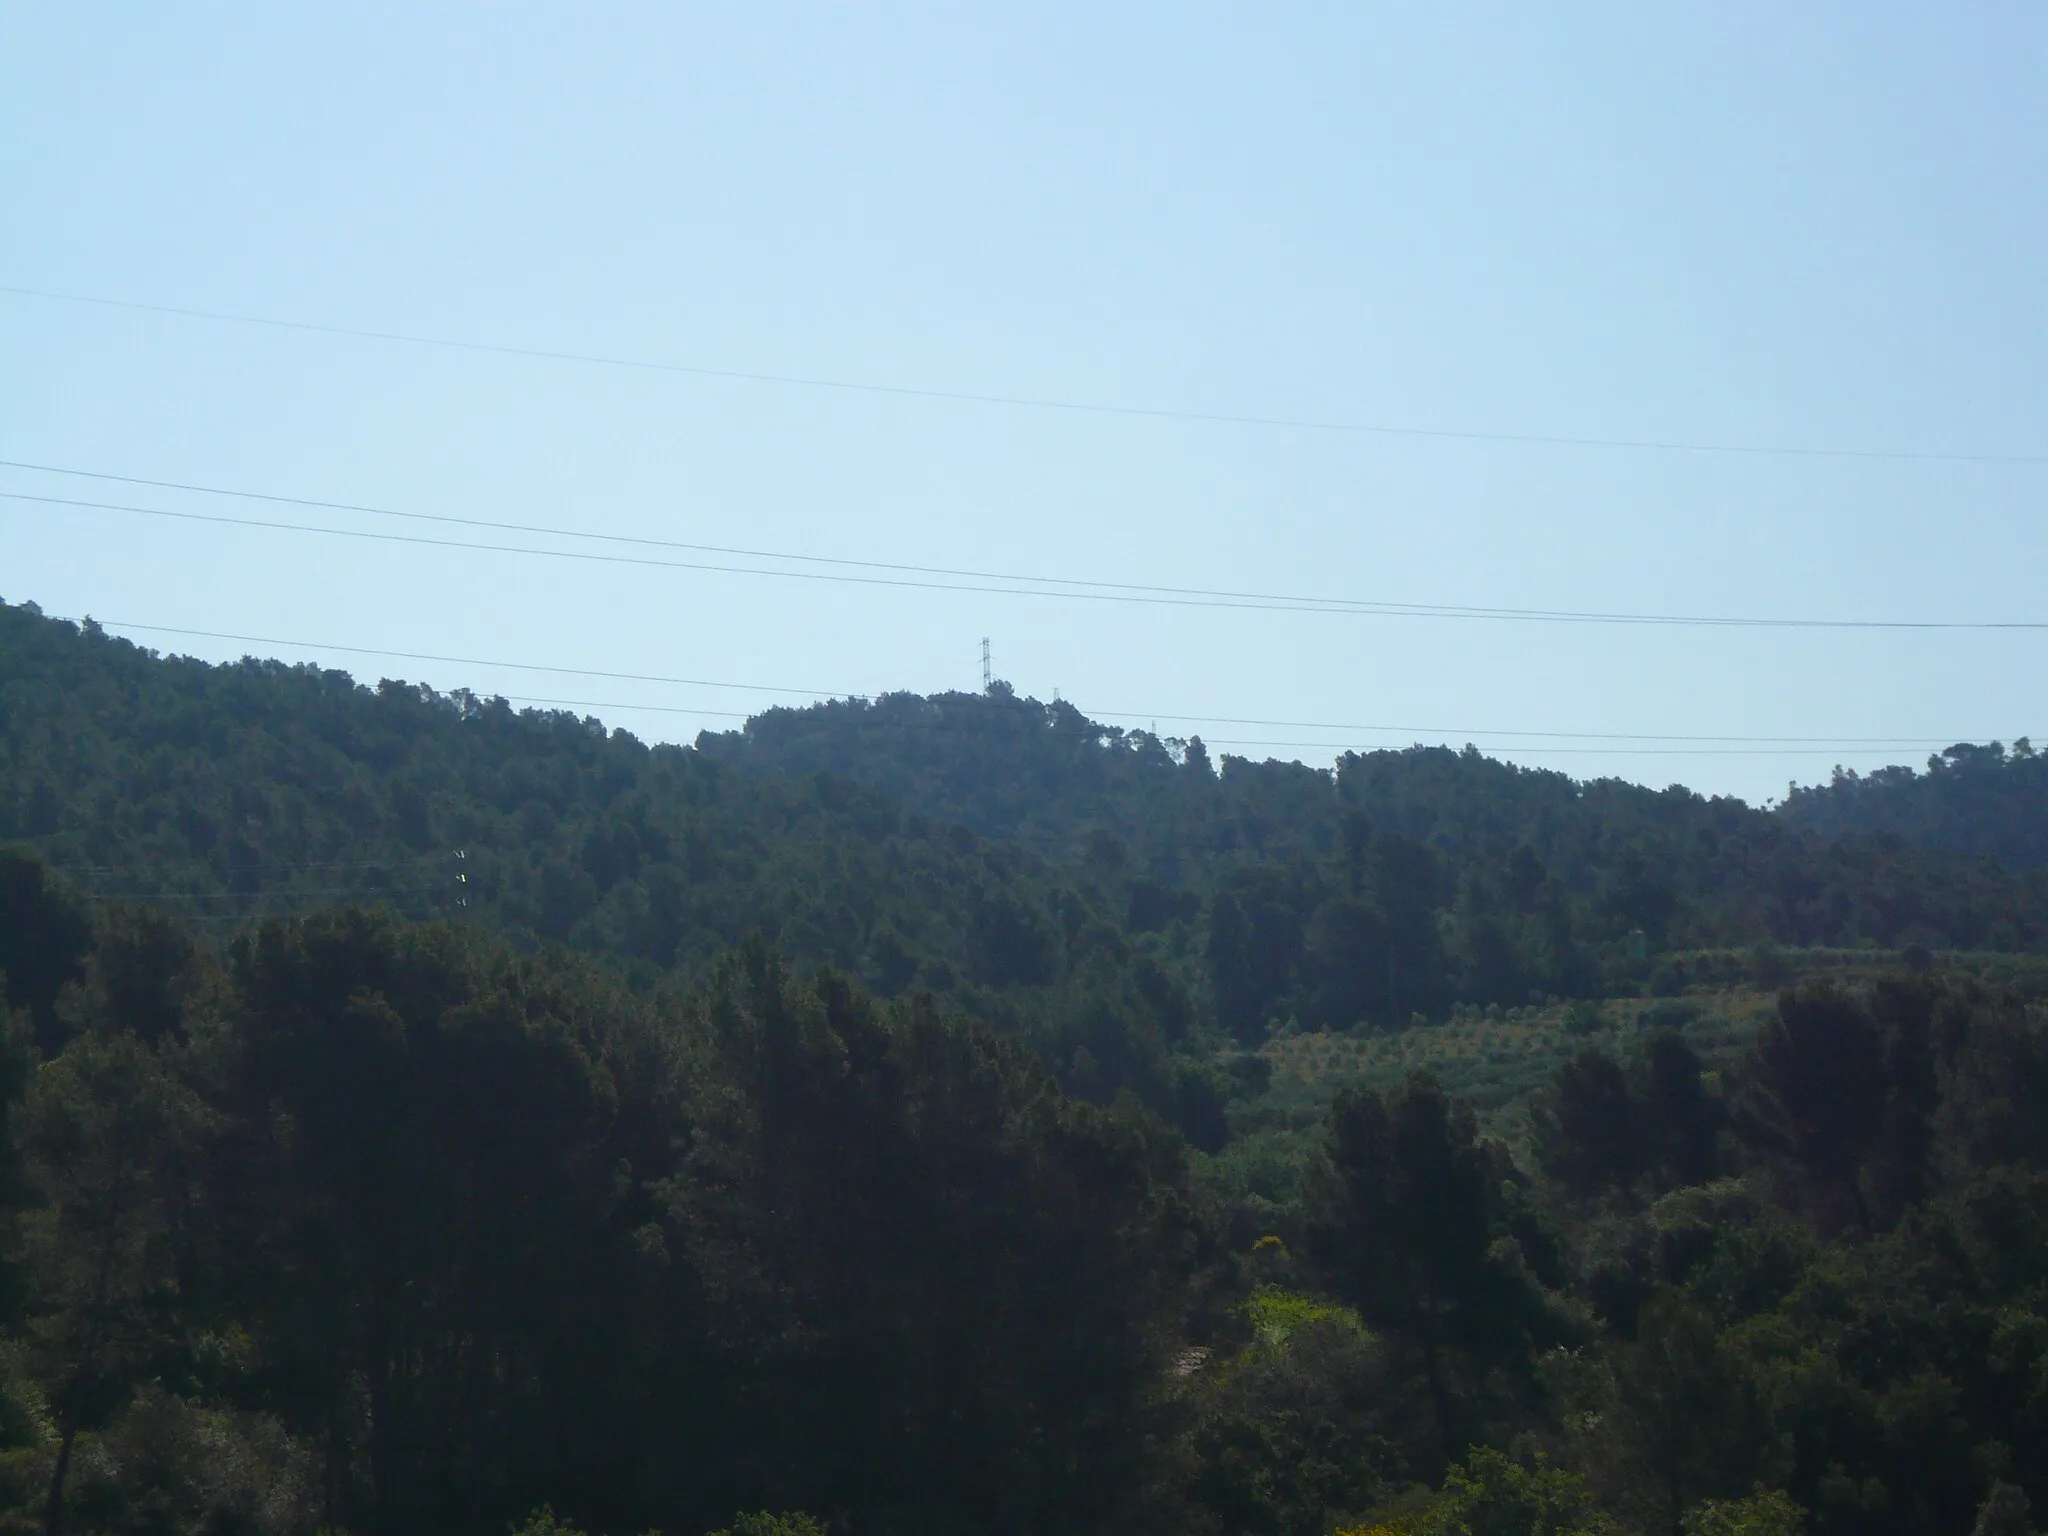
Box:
[4, 3, 2044, 801]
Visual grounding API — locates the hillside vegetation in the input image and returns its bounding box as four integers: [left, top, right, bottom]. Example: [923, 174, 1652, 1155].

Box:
[9, 599, 2048, 996]
[1783, 738, 2048, 867]
[5, 596, 2048, 1536]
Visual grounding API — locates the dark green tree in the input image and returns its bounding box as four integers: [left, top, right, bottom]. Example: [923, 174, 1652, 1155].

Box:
[0, 851, 93, 1056]
[1316, 1075, 1543, 1464]
[20, 1032, 207, 1536]
[1640, 1032, 1725, 1191]
[678, 943, 1194, 1535]
[1606, 1292, 1766, 1536]
[1417, 1446, 1613, 1536]
[1743, 982, 1891, 1229]
[1535, 1047, 1646, 1200]
[217, 910, 681, 1536]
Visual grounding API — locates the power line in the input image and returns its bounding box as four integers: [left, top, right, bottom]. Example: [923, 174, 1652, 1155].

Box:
[14, 488, 2048, 631]
[75, 884, 449, 902]
[493, 693, 1959, 757]
[1081, 712, 1965, 747]
[5, 283, 2043, 466]
[4, 458, 1400, 609]
[50, 614, 2013, 753]
[55, 854, 450, 876]
[71, 620, 855, 697]
[6, 489, 1422, 619]
[44, 455, 2029, 655]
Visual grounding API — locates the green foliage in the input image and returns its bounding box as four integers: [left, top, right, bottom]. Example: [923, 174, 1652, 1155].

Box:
[1683, 1488, 1806, 1535]
[1553, 985, 2048, 1535]
[0, 605, 1085, 998]
[1243, 1285, 1369, 1350]
[1533, 1033, 1726, 1203]
[1247, 999, 1764, 1160]
[10, 599, 2048, 1049]
[11, 602, 2048, 1536]
[1970, 1481, 2036, 1536]
[676, 942, 1192, 1534]
[508, 1508, 588, 1536]
[20, 1026, 213, 1535]
[1563, 1000, 1606, 1035]
[60, 1388, 317, 1536]
[1783, 740, 2048, 868]
[1739, 976, 1946, 1230]
[1183, 1287, 1407, 1536]
[1315, 1076, 1557, 1462]
[1605, 1293, 1772, 1533]
[1417, 1446, 1613, 1536]
[0, 847, 92, 1055]
[0, 879, 1200, 1536]
[705, 1515, 826, 1536]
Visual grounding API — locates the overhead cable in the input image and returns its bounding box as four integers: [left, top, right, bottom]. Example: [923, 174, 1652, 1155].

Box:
[13, 489, 2048, 631]
[4, 284, 2042, 465]
[490, 693, 1964, 757]
[55, 615, 2020, 752]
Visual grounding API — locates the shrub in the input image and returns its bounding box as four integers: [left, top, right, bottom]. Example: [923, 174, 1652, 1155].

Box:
[1563, 1001, 1606, 1036]
[1416, 1447, 1612, 1536]
[707, 1516, 827, 1536]
[1243, 1284, 1371, 1349]
[510, 1509, 588, 1536]
[1683, 1488, 1805, 1536]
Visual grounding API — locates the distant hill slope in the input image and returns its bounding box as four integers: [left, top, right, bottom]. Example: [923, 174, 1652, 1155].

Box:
[696, 687, 1338, 867]
[0, 600, 1066, 993]
[1781, 740, 2048, 868]
[6, 598, 2048, 1068]
[702, 686, 2048, 962]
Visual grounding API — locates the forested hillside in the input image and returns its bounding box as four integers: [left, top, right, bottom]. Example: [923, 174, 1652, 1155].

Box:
[9, 596, 2048, 1536]
[9, 598, 2048, 1009]
[6, 855, 2048, 1536]
[0, 876, 1194, 1536]
[1783, 740, 2048, 868]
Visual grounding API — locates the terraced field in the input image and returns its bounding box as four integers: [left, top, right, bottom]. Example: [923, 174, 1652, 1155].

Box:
[1258, 994, 1762, 1124]
[1197, 947, 2048, 1221]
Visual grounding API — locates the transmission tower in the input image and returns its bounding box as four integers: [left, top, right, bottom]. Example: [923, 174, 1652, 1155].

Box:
[981, 637, 992, 692]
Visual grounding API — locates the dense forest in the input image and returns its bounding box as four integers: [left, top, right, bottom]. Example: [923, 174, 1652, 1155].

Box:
[5, 597, 2048, 1536]
[1783, 741, 2048, 869]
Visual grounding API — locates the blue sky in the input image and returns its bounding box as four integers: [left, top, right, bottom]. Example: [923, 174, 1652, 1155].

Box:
[3, 3, 2043, 801]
